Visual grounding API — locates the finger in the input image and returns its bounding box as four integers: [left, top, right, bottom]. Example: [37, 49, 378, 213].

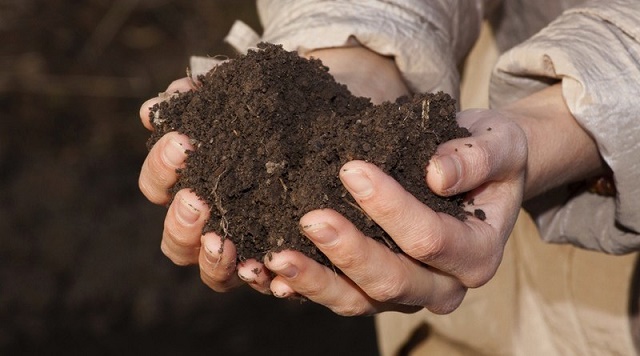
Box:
[238, 259, 273, 295]
[160, 189, 209, 266]
[139, 131, 193, 205]
[265, 250, 381, 315]
[199, 232, 244, 292]
[139, 77, 196, 130]
[272, 210, 467, 314]
[427, 110, 527, 197]
[339, 161, 501, 287]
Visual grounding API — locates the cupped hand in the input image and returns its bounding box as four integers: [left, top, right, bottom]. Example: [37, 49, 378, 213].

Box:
[139, 78, 273, 293]
[138, 44, 412, 296]
[263, 109, 528, 315]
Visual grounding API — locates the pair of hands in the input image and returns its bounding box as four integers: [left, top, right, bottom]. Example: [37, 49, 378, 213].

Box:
[138, 46, 599, 315]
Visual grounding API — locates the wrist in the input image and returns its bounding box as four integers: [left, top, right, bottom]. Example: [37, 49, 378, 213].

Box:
[501, 84, 606, 199]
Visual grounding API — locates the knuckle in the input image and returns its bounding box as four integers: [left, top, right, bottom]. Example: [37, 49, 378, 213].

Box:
[329, 245, 368, 272]
[429, 296, 463, 315]
[330, 301, 370, 317]
[368, 277, 404, 303]
[138, 175, 169, 205]
[405, 233, 446, 263]
[465, 265, 498, 289]
[163, 219, 199, 249]
[200, 268, 235, 293]
[142, 147, 179, 189]
[427, 287, 466, 315]
[160, 242, 194, 266]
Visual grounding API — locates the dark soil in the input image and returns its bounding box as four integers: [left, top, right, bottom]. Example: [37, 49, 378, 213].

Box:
[148, 43, 471, 267]
[2, 3, 380, 355]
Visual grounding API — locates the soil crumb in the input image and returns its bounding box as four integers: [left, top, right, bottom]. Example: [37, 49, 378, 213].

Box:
[147, 43, 471, 267]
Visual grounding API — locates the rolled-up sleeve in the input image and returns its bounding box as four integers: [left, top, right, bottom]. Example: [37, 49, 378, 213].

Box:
[256, 0, 484, 97]
[490, 0, 640, 254]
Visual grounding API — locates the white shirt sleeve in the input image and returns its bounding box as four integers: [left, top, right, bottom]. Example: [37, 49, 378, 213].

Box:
[251, 0, 486, 98]
[490, 0, 640, 253]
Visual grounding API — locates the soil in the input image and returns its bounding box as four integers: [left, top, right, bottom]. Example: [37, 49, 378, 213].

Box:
[3, 3, 380, 355]
[148, 43, 471, 267]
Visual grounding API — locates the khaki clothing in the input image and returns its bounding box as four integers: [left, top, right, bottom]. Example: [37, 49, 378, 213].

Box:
[376, 211, 639, 355]
[201, 1, 640, 354]
[374, 20, 640, 354]
[222, 0, 640, 252]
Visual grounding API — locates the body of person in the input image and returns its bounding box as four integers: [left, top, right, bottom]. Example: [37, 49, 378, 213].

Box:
[138, 1, 640, 354]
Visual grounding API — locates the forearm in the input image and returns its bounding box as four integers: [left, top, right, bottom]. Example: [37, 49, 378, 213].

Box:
[501, 84, 605, 200]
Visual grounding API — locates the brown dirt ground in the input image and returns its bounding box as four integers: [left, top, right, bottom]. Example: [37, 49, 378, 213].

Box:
[0, 2, 378, 355]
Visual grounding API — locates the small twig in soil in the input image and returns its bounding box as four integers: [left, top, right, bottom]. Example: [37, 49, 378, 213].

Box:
[342, 197, 372, 222]
[210, 166, 230, 238]
[278, 178, 288, 196]
[421, 98, 430, 128]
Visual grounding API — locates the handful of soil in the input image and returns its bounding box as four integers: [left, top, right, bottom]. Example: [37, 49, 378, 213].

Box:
[147, 43, 470, 267]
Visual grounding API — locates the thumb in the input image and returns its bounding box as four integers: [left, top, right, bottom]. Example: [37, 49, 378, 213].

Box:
[426, 119, 527, 197]
[426, 153, 465, 196]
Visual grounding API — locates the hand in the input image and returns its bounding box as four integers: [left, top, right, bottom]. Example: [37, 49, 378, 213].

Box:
[262, 83, 605, 315]
[263, 109, 527, 315]
[257, 46, 525, 314]
[139, 78, 272, 293]
[138, 45, 413, 296]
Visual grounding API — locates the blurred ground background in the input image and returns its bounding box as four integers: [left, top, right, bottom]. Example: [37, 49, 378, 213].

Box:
[0, 1, 379, 354]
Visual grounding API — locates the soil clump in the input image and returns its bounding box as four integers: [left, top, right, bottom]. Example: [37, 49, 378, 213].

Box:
[148, 43, 471, 267]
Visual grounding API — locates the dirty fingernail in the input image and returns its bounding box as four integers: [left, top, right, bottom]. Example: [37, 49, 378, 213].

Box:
[340, 168, 373, 197]
[164, 139, 187, 167]
[272, 289, 290, 298]
[302, 222, 338, 247]
[203, 235, 222, 257]
[176, 197, 200, 225]
[434, 155, 460, 190]
[236, 261, 254, 281]
[237, 271, 252, 282]
[271, 283, 293, 298]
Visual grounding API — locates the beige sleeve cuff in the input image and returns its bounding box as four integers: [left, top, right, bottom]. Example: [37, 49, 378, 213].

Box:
[490, 0, 640, 253]
[254, 0, 484, 98]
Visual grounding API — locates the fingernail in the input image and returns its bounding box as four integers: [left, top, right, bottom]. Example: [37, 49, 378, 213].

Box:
[236, 261, 253, 281]
[203, 236, 226, 266]
[271, 283, 292, 298]
[203, 235, 221, 256]
[433, 155, 460, 190]
[340, 168, 373, 197]
[164, 139, 187, 167]
[272, 289, 289, 298]
[271, 262, 298, 279]
[176, 197, 200, 225]
[302, 222, 338, 247]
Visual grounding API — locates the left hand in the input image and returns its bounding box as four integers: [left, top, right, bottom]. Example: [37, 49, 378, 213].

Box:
[262, 108, 528, 315]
